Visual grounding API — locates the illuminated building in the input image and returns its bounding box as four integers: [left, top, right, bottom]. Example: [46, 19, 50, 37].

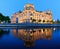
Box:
[11, 4, 52, 23]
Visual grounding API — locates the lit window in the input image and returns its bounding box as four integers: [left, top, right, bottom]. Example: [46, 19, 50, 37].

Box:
[30, 13, 33, 16]
[26, 7, 30, 10]
[26, 6, 33, 10]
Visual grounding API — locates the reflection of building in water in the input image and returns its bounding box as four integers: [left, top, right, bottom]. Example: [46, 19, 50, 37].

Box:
[12, 28, 52, 47]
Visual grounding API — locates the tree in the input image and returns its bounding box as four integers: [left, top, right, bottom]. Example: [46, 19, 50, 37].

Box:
[0, 13, 3, 21]
[56, 19, 60, 23]
[0, 13, 3, 17]
[0, 13, 4, 22]
[0, 13, 10, 23]
[19, 10, 22, 13]
[5, 16, 10, 23]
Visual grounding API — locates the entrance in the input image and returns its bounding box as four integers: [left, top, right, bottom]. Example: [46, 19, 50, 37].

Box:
[16, 18, 18, 23]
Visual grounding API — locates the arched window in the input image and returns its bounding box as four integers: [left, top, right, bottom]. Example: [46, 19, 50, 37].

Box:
[16, 18, 18, 23]
[26, 7, 30, 10]
[38, 20, 41, 22]
[30, 13, 33, 16]
[43, 20, 45, 22]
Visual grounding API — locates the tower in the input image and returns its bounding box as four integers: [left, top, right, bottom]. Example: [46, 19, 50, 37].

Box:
[24, 4, 34, 23]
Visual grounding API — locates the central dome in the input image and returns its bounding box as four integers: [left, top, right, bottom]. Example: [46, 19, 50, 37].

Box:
[24, 4, 34, 7]
[24, 4, 34, 10]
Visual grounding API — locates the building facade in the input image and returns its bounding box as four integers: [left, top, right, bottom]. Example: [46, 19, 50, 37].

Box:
[11, 4, 52, 23]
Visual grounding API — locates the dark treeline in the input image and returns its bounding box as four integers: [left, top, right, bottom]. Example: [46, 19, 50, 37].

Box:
[0, 29, 9, 37]
[0, 13, 10, 23]
[52, 19, 60, 24]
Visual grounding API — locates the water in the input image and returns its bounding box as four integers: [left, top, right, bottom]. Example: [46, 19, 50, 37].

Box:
[0, 27, 60, 49]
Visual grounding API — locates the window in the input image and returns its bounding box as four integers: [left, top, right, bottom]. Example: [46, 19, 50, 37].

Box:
[26, 7, 30, 10]
[32, 19, 36, 22]
[38, 20, 41, 22]
[26, 6, 33, 10]
[30, 13, 33, 16]
[29, 6, 33, 9]
[43, 20, 45, 22]
[30, 17, 32, 20]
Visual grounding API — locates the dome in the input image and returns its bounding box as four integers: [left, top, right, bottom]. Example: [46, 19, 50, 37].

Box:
[24, 4, 34, 10]
[24, 4, 34, 8]
[46, 10, 52, 13]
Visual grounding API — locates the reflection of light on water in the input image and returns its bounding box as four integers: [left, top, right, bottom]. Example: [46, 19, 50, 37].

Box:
[53, 28, 56, 31]
[12, 28, 52, 47]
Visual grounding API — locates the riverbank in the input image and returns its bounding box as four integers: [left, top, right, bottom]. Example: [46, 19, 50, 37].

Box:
[0, 23, 60, 28]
